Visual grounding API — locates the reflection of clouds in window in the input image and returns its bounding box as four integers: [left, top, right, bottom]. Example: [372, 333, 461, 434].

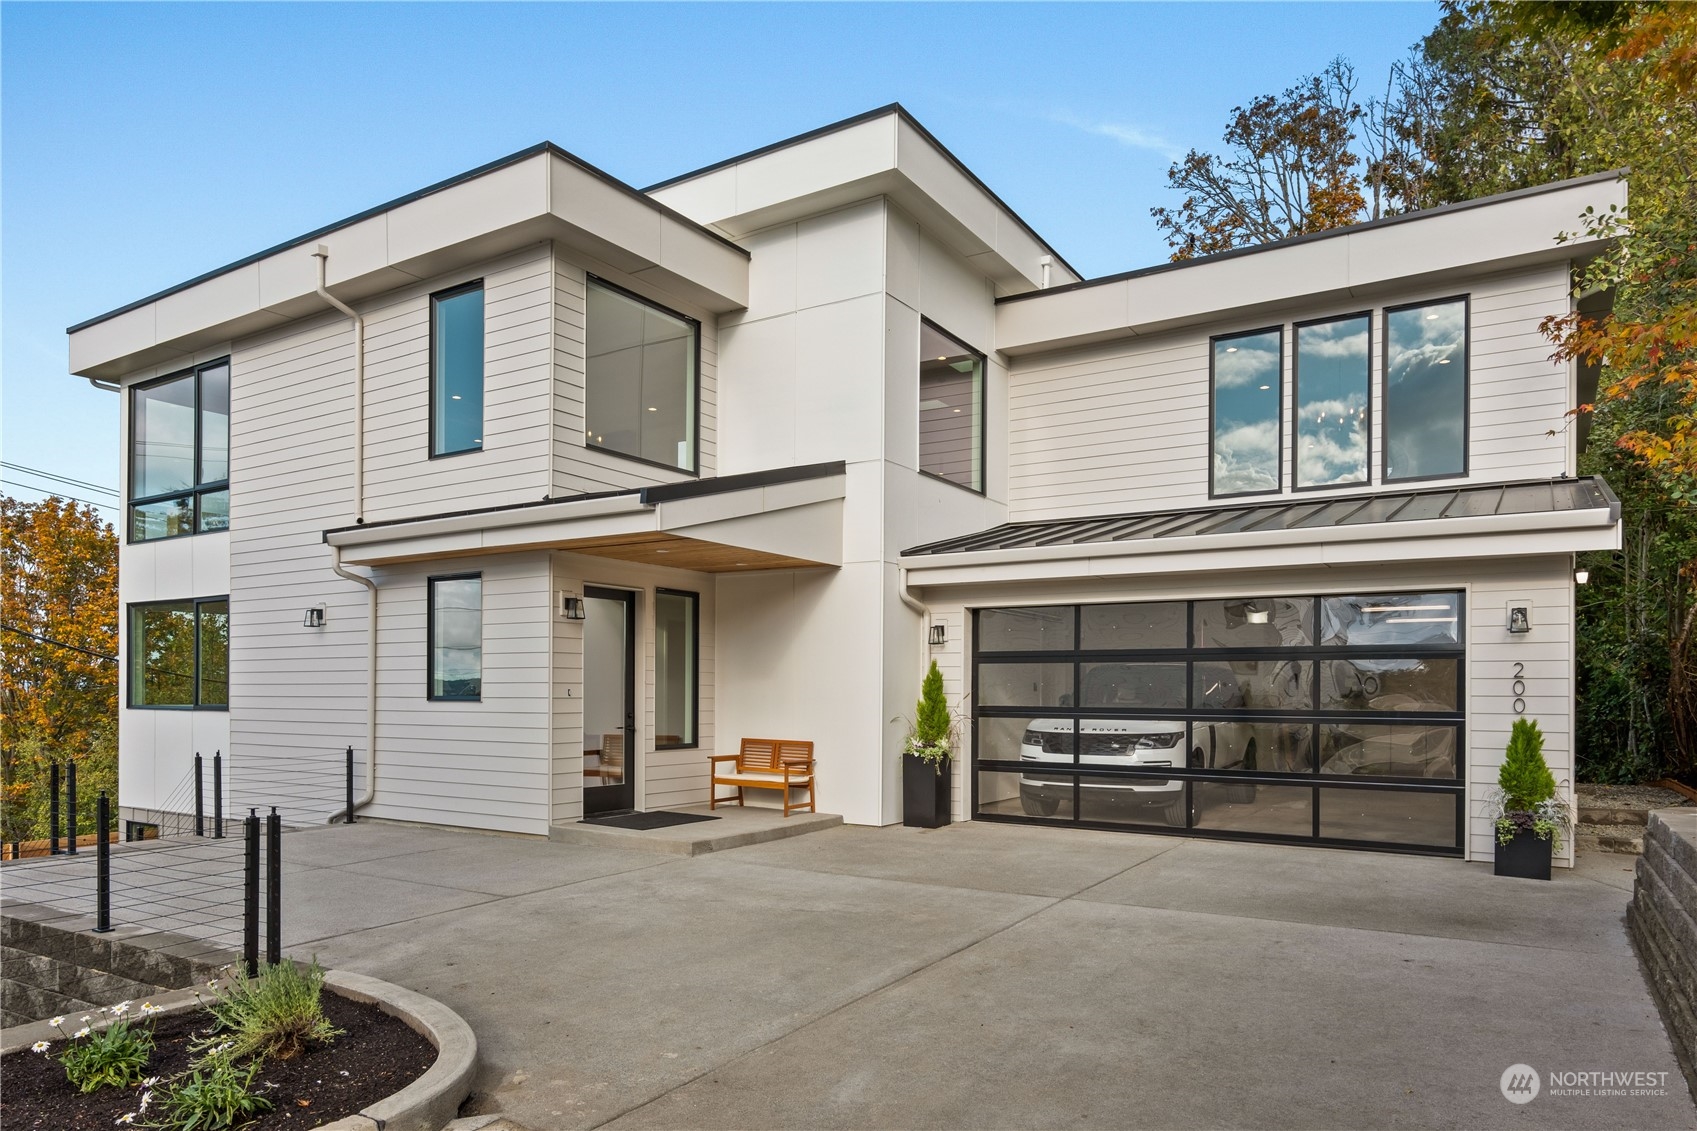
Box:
[1296, 315, 1369, 488]
[1386, 300, 1466, 480]
[1213, 419, 1279, 494]
[1212, 336, 1280, 388]
[430, 578, 483, 695]
[1213, 330, 1281, 495]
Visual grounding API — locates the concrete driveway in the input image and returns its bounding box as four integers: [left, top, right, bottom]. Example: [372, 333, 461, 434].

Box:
[268, 820, 1692, 1130]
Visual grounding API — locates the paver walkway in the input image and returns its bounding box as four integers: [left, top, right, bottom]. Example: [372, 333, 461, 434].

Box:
[9, 819, 1694, 1129]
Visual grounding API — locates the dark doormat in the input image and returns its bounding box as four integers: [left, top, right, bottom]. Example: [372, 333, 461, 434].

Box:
[582, 811, 721, 831]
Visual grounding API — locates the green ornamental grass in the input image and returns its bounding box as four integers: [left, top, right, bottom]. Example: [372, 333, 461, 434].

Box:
[195, 960, 341, 1062]
[143, 1054, 273, 1131]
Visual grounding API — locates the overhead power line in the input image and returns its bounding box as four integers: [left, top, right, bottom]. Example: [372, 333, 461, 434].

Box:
[1, 481, 120, 514]
[1, 623, 119, 663]
[0, 461, 118, 496]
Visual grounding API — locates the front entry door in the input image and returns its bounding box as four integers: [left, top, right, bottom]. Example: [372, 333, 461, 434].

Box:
[583, 587, 637, 817]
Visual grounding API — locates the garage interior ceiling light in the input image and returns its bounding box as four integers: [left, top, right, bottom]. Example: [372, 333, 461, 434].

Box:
[1361, 604, 1452, 613]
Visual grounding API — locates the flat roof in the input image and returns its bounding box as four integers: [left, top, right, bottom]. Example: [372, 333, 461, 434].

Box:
[67, 141, 749, 335]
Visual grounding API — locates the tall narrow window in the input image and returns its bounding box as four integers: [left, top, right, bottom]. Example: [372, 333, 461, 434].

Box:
[1384, 297, 1467, 481]
[130, 597, 229, 708]
[429, 575, 483, 700]
[129, 359, 231, 542]
[585, 278, 698, 473]
[1210, 328, 1282, 497]
[1294, 314, 1370, 489]
[431, 282, 485, 457]
[655, 589, 698, 748]
[919, 320, 984, 492]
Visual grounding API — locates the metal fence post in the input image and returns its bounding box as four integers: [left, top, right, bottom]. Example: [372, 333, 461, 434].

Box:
[94, 793, 112, 933]
[194, 753, 205, 838]
[243, 809, 260, 976]
[213, 752, 224, 839]
[266, 808, 281, 967]
[49, 762, 60, 855]
[66, 760, 78, 855]
[345, 745, 355, 824]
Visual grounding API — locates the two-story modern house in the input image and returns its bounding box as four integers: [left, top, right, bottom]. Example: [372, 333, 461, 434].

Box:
[68, 105, 1624, 865]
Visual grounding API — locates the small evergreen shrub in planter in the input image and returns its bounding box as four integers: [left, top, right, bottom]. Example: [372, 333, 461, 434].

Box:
[899, 661, 955, 828]
[1490, 718, 1572, 880]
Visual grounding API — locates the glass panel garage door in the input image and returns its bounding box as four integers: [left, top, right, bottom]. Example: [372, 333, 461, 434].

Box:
[972, 593, 1464, 854]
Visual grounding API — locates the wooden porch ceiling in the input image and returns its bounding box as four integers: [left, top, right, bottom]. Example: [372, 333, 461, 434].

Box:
[562, 532, 828, 572]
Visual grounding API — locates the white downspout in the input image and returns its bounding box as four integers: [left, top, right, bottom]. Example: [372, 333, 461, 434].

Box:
[311, 245, 365, 524]
[314, 245, 375, 820]
[330, 544, 377, 820]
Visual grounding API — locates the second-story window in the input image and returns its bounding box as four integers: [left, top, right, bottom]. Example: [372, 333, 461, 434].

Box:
[1294, 314, 1370, 489]
[1384, 297, 1468, 482]
[585, 278, 698, 473]
[431, 281, 485, 457]
[130, 359, 230, 542]
[919, 320, 985, 492]
[1210, 327, 1282, 497]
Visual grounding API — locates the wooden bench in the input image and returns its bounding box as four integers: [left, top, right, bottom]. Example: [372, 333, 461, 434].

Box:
[709, 739, 816, 817]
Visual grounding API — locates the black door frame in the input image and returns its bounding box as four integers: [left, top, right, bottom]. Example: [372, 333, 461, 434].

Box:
[583, 586, 638, 817]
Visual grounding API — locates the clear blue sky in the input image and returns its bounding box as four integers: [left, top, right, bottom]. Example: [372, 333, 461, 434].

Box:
[1, 1, 1441, 514]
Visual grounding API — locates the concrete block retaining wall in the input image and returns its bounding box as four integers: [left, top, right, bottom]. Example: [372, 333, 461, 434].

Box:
[1627, 810, 1697, 1093]
[0, 900, 236, 1027]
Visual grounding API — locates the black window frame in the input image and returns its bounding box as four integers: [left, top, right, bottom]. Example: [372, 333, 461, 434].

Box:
[917, 316, 989, 496]
[127, 595, 230, 710]
[127, 358, 232, 544]
[653, 587, 700, 750]
[969, 593, 1468, 856]
[428, 279, 487, 460]
[1381, 294, 1471, 485]
[1208, 326, 1285, 500]
[427, 572, 484, 702]
[583, 274, 703, 478]
[1291, 310, 1373, 493]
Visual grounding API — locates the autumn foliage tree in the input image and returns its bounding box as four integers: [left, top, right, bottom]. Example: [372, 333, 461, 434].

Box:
[1, 495, 119, 840]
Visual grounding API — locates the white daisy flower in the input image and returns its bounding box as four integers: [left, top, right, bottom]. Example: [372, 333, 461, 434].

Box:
[48, 1016, 65, 1027]
[74, 1027, 91, 1038]
[143, 1076, 160, 1086]
[31, 1040, 50, 1054]
[115, 1114, 137, 1126]
[139, 1090, 152, 1111]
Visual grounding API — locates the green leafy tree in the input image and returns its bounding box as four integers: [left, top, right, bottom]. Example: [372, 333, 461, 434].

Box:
[1498, 718, 1557, 812]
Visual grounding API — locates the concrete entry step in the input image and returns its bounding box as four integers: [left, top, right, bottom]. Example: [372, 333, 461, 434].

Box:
[547, 804, 842, 857]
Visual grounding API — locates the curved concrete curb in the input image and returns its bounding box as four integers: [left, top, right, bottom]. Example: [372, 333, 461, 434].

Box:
[317, 970, 478, 1131]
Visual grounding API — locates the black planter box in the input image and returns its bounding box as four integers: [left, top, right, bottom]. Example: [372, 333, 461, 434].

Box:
[1494, 824, 1553, 880]
[903, 754, 951, 829]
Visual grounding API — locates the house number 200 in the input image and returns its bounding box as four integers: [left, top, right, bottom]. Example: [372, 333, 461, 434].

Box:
[1511, 662, 1527, 715]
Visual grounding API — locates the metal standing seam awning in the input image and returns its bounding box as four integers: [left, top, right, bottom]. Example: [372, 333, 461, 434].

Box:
[899, 476, 1622, 584]
[323, 462, 846, 571]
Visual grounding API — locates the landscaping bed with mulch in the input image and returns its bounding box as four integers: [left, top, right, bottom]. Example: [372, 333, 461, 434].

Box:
[1577, 782, 1695, 812]
[0, 990, 435, 1130]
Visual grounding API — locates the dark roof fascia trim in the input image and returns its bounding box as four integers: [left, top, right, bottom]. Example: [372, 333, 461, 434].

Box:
[320, 462, 847, 543]
[900, 475, 1616, 557]
[996, 169, 1629, 306]
[640, 460, 846, 504]
[645, 103, 1082, 285]
[69, 143, 748, 336]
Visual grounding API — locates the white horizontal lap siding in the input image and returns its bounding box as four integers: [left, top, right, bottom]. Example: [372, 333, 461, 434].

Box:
[369, 554, 551, 834]
[1005, 265, 1574, 522]
[550, 248, 718, 497]
[361, 244, 554, 521]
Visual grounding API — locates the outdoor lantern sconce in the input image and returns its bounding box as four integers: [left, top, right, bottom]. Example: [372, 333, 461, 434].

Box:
[302, 605, 326, 628]
[929, 624, 946, 646]
[560, 594, 586, 621]
[1507, 605, 1532, 634]
[1575, 568, 1590, 585]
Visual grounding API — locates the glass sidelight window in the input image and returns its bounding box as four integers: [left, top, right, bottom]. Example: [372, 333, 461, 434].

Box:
[1294, 314, 1370, 489]
[1210, 328, 1282, 497]
[655, 589, 698, 748]
[130, 597, 228, 708]
[585, 278, 699, 473]
[129, 360, 231, 542]
[428, 575, 483, 700]
[431, 282, 485, 457]
[1384, 297, 1467, 481]
[919, 320, 985, 492]
[972, 592, 1466, 852]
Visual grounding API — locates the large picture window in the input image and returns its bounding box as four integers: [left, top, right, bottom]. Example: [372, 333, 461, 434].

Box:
[1384, 297, 1467, 482]
[431, 282, 485, 457]
[129, 360, 230, 542]
[972, 592, 1465, 853]
[1294, 314, 1370, 489]
[429, 575, 483, 700]
[655, 589, 698, 748]
[130, 597, 228, 708]
[919, 320, 985, 492]
[585, 278, 698, 473]
[1210, 328, 1282, 497]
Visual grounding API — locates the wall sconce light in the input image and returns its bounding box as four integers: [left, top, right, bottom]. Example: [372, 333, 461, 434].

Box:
[928, 624, 946, 646]
[560, 594, 586, 621]
[1507, 605, 1532, 634]
[302, 605, 326, 628]
[1246, 607, 1271, 625]
[1575, 568, 1590, 585]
